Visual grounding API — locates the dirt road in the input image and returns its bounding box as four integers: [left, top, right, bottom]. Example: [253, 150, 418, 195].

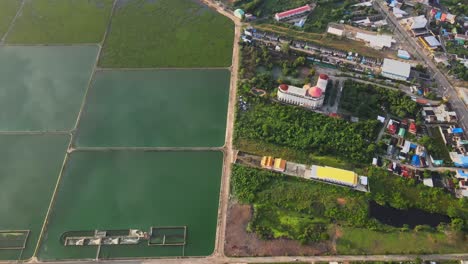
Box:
[199, 0, 242, 257]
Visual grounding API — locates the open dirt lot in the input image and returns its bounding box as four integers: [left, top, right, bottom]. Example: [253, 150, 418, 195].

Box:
[224, 203, 331, 257]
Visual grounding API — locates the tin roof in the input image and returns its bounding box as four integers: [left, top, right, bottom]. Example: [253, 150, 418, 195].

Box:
[311, 165, 358, 186]
[382, 58, 411, 78]
[275, 5, 311, 19]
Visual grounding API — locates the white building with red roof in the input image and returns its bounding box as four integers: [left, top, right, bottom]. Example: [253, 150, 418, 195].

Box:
[274, 5, 312, 21]
[277, 74, 328, 109]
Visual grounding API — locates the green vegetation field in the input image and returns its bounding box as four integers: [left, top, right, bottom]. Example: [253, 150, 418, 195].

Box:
[39, 151, 223, 259]
[231, 165, 366, 244]
[0, 46, 98, 131]
[304, 1, 346, 33]
[367, 167, 468, 218]
[100, 0, 234, 67]
[0, 0, 21, 38]
[0, 135, 69, 260]
[338, 227, 468, 254]
[231, 165, 468, 254]
[235, 100, 380, 163]
[423, 127, 452, 164]
[340, 80, 418, 119]
[6, 0, 114, 44]
[75, 69, 230, 147]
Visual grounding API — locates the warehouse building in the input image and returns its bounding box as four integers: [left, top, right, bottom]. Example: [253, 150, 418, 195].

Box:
[381, 58, 411, 80]
[310, 165, 358, 187]
[274, 5, 312, 21]
[327, 25, 344, 37]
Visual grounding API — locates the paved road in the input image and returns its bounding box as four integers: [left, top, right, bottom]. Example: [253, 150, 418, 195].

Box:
[32, 253, 468, 264]
[373, 0, 468, 135]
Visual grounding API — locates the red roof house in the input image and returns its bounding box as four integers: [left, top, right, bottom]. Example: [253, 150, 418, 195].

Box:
[409, 122, 417, 134]
[274, 5, 311, 21]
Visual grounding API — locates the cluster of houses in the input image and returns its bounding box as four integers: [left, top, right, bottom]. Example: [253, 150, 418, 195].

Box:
[385, 118, 429, 167]
[384, 0, 468, 68]
[455, 169, 468, 197]
[242, 27, 382, 71]
[386, 160, 420, 178]
[422, 105, 458, 123]
[438, 126, 468, 168]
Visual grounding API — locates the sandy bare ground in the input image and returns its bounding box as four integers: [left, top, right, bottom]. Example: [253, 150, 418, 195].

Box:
[224, 203, 331, 257]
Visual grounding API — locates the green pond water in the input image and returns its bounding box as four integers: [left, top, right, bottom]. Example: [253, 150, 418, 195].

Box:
[38, 151, 223, 260]
[0, 135, 69, 260]
[0, 46, 98, 131]
[75, 69, 230, 147]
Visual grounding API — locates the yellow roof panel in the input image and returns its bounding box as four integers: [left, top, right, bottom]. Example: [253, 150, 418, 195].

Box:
[315, 166, 358, 185]
[274, 158, 286, 170]
[261, 156, 274, 167]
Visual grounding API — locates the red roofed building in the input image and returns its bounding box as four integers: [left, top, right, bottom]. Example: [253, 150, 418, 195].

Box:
[307, 86, 323, 98]
[409, 122, 417, 134]
[329, 113, 341, 118]
[388, 124, 397, 134]
[274, 5, 311, 21]
[276, 72, 329, 109]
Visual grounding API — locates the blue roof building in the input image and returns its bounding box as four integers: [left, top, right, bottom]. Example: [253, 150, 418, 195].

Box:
[451, 152, 468, 168]
[411, 155, 421, 167]
[457, 170, 468, 179]
[452, 127, 463, 134]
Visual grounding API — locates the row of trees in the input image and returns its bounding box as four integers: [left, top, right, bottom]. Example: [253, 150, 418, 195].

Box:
[450, 60, 468, 81]
[367, 167, 468, 220]
[235, 99, 380, 163]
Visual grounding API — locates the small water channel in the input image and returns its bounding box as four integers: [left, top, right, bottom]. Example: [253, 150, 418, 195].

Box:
[369, 201, 450, 228]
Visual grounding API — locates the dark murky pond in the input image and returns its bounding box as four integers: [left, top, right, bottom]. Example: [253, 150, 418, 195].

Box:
[369, 201, 451, 228]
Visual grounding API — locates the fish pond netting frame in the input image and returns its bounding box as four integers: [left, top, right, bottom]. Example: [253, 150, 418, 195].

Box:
[0, 230, 30, 250]
[148, 226, 186, 246]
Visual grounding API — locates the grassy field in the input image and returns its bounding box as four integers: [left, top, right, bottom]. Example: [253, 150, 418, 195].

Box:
[232, 165, 468, 255]
[337, 227, 468, 254]
[255, 24, 385, 58]
[0, 0, 21, 38]
[236, 138, 362, 171]
[75, 69, 230, 147]
[428, 126, 451, 162]
[0, 46, 98, 131]
[0, 135, 69, 260]
[6, 0, 113, 43]
[99, 0, 234, 67]
[304, 1, 345, 33]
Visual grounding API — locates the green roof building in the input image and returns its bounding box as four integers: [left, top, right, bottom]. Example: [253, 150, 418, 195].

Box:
[398, 128, 406, 138]
[234, 9, 245, 19]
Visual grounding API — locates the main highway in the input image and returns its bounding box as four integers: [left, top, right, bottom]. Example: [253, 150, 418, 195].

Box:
[374, 0, 468, 134]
